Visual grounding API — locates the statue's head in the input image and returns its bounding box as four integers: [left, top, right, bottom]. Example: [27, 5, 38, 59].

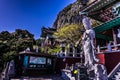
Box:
[82, 17, 91, 30]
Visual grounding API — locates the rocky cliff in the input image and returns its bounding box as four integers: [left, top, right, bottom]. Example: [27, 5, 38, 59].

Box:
[53, 1, 83, 29]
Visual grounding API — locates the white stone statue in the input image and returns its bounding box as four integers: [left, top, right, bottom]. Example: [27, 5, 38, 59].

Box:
[82, 16, 99, 66]
[81, 14, 108, 80]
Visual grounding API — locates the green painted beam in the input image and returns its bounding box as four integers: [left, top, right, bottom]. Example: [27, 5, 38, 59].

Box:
[94, 17, 120, 33]
[96, 34, 113, 41]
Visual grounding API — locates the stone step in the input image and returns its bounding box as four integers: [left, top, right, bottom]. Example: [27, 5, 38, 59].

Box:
[118, 68, 120, 71]
[112, 77, 118, 80]
[117, 72, 120, 75]
[114, 75, 120, 80]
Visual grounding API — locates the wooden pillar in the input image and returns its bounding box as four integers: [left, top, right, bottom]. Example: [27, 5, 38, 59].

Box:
[112, 28, 118, 50]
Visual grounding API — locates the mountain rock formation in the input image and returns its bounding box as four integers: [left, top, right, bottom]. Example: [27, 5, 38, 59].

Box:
[53, 1, 83, 29]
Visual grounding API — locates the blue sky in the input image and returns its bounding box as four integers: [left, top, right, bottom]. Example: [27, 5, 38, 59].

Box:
[0, 0, 75, 39]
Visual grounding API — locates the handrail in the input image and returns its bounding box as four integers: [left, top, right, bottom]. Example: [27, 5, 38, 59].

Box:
[97, 44, 120, 53]
[108, 62, 120, 78]
[100, 44, 120, 49]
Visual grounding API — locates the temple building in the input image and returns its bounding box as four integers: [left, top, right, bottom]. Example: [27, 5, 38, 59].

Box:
[14, 50, 56, 76]
[82, 0, 120, 52]
[40, 27, 56, 47]
[40, 26, 82, 58]
[80, 0, 120, 79]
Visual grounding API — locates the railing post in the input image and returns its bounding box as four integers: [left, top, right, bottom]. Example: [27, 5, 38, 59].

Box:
[112, 28, 118, 50]
[97, 45, 100, 53]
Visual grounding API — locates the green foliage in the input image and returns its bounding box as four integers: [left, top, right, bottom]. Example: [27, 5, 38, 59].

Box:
[0, 29, 36, 64]
[2, 51, 17, 62]
[0, 31, 11, 40]
[36, 39, 42, 46]
[47, 45, 61, 54]
[13, 29, 34, 38]
[54, 24, 82, 45]
[40, 47, 45, 53]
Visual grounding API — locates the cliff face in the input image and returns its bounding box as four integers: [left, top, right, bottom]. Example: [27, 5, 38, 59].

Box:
[53, 1, 83, 29]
